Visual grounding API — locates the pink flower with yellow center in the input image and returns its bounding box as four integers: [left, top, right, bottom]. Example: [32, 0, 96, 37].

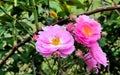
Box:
[35, 25, 75, 58]
[73, 15, 101, 47]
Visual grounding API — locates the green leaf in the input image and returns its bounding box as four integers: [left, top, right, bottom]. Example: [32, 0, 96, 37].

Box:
[16, 22, 32, 34]
[0, 69, 5, 75]
[18, 55, 29, 63]
[99, 37, 107, 47]
[67, 0, 85, 9]
[0, 15, 13, 22]
[59, 3, 71, 16]
[0, 40, 7, 49]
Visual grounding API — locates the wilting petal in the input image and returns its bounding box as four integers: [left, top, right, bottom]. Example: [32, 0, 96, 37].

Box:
[84, 52, 100, 74]
[84, 42, 108, 73]
[90, 42, 108, 67]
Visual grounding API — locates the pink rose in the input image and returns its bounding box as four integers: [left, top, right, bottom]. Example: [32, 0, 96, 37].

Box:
[84, 42, 108, 73]
[36, 25, 75, 58]
[90, 42, 108, 67]
[73, 15, 101, 47]
[84, 52, 100, 74]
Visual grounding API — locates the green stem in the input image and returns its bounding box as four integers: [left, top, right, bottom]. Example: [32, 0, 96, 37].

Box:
[108, 62, 110, 75]
[31, 0, 39, 31]
[45, 58, 54, 73]
[31, 60, 36, 75]
[52, 57, 57, 70]
[26, 0, 30, 5]
[13, 21, 17, 46]
[57, 56, 62, 75]
[48, 0, 50, 16]
[14, 0, 17, 6]
[0, 6, 14, 20]
[86, 0, 93, 11]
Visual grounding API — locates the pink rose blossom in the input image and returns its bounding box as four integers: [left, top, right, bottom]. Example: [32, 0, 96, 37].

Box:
[33, 34, 39, 40]
[90, 42, 108, 67]
[84, 52, 100, 74]
[66, 23, 75, 34]
[36, 25, 75, 58]
[73, 15, 101, 47]
[84, 42, 108, 73]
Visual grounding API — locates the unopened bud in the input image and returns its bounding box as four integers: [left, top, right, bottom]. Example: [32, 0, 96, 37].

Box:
[75, 50, 83, 57]
[66, 23, 75, 33]
[54, 51, 60, 57]
[70, 14, 77, 21]
[33, 34, 39, 40]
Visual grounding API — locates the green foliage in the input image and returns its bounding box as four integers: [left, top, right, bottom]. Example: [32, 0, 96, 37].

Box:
[98, 6, 120, 74]
[0, 0, 120, 75]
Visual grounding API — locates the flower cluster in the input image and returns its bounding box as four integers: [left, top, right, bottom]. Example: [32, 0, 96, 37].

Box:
[34, 15, 108, 73]
[73, 15, 108, 73]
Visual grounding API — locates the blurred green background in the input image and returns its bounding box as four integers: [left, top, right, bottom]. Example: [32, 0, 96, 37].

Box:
[0, 0, 120, 75]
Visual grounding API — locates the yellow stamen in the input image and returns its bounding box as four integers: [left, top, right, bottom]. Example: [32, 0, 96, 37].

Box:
[83, 26, 93, 37]
[51, 37, 60, 46]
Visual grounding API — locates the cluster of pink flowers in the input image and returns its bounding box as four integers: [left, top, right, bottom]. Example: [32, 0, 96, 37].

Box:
[34, 15, 108, 73]
[73, 15, 108, 73]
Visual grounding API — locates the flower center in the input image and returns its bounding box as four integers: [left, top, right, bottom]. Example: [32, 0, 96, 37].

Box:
[51, 36, 61, 46]
[83, 26, 93, 37]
